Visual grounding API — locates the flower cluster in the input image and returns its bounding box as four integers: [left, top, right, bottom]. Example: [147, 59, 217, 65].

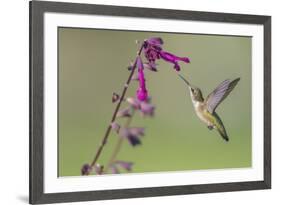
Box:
[143, 37, 190, 72]
[136, 37, 190, 102]
[81, 37, 190, 176]
[111, 95, 155, 146]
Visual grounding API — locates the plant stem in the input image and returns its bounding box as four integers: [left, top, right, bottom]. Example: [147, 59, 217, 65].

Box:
[104, 110, 135, 173]
[88, 44, 144, 172]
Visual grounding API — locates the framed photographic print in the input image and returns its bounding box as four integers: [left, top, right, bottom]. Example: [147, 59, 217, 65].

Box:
[29, 0, 271, 204]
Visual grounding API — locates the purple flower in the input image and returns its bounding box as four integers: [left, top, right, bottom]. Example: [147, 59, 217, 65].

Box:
[109, 160, 134, 174]
[81, 164, 91, 175]
[111, 122, 145, 146]
[134, 37, 189, 102]
[143, 39, 162, 63]
[136, 56, 148, 101]
[140, 101, 155, 117]
[119, 127, 144, 146]
[111, 122, 120, 132]
[126, 97, 141, 109]
[126, 97, 155, 117]
[143, 37, 190, 71]
[115, 160, 133, 171]
[159, 51, 190, 71]
[116, 107, 132, 118]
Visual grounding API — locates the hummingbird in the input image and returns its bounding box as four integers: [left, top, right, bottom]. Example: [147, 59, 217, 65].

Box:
[178, 74, 240, 141]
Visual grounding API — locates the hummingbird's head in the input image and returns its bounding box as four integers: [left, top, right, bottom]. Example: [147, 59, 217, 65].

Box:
[178, 74, 204, 102]
[189, 87, 204, 102]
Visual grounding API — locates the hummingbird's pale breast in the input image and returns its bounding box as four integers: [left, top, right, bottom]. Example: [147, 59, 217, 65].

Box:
[192, 101, 215, 127]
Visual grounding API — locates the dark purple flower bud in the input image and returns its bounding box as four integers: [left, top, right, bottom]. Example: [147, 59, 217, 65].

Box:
[81, 163, 91, 175]
[144, 47, 161, 63]
[116, 107, 132, 118]
[143, 38, 162, 63]
[146, 37, 164, 46]
[136, 57, 148, 101]
[127, 135, 141, 146]
[140, 101, 155, 117]
[115, 161, 133, 171]
[159, 51, 190, 71]
[94, 163, 104, 175]
[112, 92, 120, 103]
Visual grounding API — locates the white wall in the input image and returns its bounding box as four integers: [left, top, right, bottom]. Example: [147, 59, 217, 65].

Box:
[0, 0, 279, 204]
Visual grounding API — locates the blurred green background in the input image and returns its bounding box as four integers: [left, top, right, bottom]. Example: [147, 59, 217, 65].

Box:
[58, 28, 252, 177]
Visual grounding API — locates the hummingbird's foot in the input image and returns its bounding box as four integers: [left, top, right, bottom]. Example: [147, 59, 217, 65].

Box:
[207, 125, 214, 130]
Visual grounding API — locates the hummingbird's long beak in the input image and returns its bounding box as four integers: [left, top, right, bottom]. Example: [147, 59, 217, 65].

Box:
[178, 74, 190, 87]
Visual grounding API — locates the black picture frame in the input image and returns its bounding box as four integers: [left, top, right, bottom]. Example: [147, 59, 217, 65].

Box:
[29, 0, 271, 204]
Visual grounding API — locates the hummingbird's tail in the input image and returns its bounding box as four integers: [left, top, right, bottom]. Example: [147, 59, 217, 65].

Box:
[213, 112, 229, 141]
[217, 126, 229, 141]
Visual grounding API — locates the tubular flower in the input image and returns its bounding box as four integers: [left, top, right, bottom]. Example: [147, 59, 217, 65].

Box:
[159, 51, 190, 71]
[136, 56, 148, 101]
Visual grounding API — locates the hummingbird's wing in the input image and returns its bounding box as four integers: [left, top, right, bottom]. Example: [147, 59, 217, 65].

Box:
[205, 78, 240, 113]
